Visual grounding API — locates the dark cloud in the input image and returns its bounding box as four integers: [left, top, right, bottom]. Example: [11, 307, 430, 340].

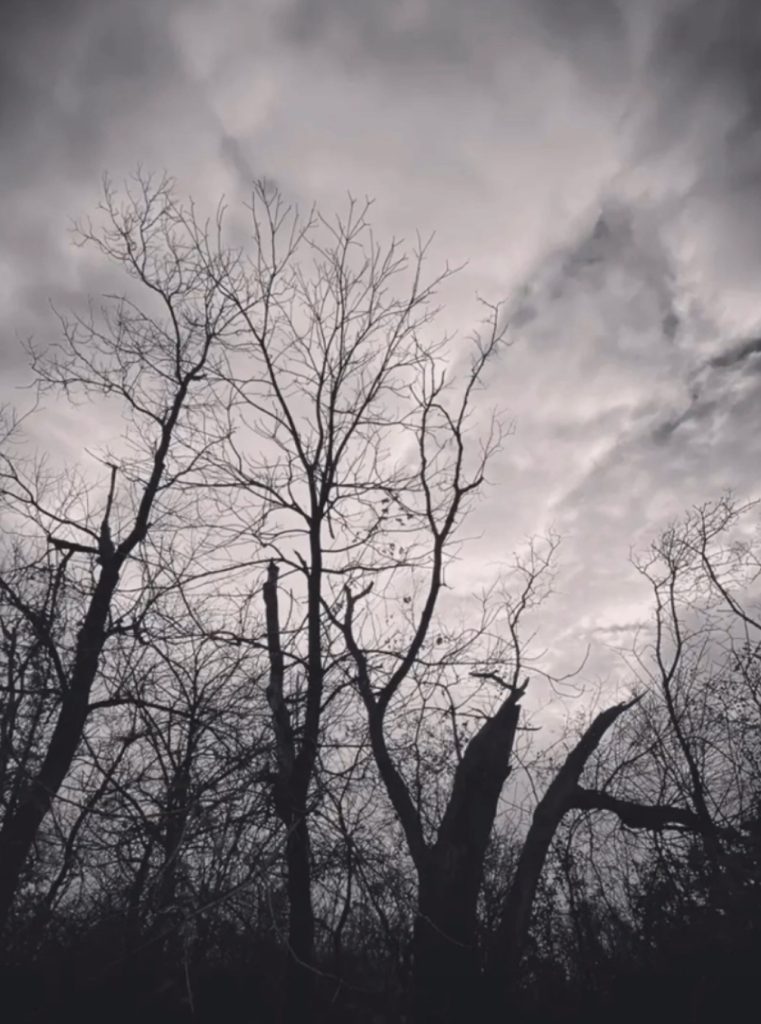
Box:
[650, 397, 718, 445]
[219, 134, 257, 191]
[529, 0, 627, 80]
[0, 0, 213, 379]
[1, 0, 187, 186]
[650, 0, 761, 144]
[662, 311, 680, 341]
[651, 0, 761, 193]
[281, 0, 501, 69]
[639, 1, 761, 291]
[279, 0, 628, 89]
[0, 1, 99, 101]
[510, 199, 681, 355]
[706, 335, 761, 370]
[586, 618, 649, 638]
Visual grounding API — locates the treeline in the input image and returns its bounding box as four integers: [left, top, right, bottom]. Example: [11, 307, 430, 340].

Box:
[0, 175, 759, 1023]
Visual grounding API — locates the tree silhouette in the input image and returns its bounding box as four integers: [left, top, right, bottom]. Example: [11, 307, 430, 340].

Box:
[0, 176, 759, 1024]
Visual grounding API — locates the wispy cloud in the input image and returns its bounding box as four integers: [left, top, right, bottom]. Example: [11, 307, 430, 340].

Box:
[2, 0, 760, 684]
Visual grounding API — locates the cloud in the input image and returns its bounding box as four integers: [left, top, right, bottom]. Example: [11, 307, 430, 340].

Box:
[629, 0, 761, 333]
[279, 0, 628, 86]
[1, 0, 760, 685]
[705, 335, 761, 370]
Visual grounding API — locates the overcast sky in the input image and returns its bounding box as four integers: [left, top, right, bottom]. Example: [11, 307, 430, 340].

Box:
[2, 0, 760, 696]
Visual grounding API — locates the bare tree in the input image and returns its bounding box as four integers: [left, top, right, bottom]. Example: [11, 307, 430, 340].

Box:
[6, 175, 757, 1024]
[623, 497, 761, 883]
[499, 497, 761, 1020]
[0, 172, 236, 932]
[195, 183, 480, 1021]
[189, 181, 719, 1022]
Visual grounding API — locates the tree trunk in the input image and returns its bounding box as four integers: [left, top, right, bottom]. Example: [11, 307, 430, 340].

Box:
[491, 698, 640, 999]
[0, 556, 124, 933]
[283, 814, 315, 1024]
[0, 695, 89, 928]
[263, 560, 317, 1022]
[413, 855, 486, 1024]
[411, 685, 526, 1023]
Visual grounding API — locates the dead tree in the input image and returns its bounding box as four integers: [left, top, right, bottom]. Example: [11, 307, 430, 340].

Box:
[0, 173, 235, 933]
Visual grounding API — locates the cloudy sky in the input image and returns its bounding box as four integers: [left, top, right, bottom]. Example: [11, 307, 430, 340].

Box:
[2, 0, 761, 692]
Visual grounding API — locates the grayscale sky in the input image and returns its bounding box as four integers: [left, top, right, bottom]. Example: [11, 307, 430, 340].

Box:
[2, 0, 760, 695]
